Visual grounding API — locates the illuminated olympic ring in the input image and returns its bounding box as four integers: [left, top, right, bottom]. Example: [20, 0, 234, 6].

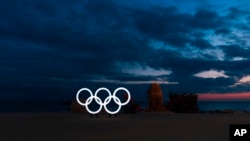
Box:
[76, 87, 131, 115]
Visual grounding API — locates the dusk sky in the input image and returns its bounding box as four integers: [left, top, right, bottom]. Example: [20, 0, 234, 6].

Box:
[1, 0, 250, 101]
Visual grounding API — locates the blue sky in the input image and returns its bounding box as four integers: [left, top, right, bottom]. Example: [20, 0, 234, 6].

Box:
[1, 0, 250, 101]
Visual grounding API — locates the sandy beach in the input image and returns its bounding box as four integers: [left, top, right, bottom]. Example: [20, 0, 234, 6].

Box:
[0, 112, 250, 141]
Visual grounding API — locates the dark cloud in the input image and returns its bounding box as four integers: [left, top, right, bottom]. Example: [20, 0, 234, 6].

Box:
[220, 45, 250, 58]
[132, 7, 225, 48]
[190, 9, 222, 29]
[190, 38, 212, 49]
[1, 0, 250, 101]
[227, 7, 246, 20]
[214, 28, 231, 35]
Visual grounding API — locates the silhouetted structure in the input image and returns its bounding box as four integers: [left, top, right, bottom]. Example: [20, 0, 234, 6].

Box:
[146, 83, 168, 112]
[123, 93, 142, 113]
[166, 92, 198, 113]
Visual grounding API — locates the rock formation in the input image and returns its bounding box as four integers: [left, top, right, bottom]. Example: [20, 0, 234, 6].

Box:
[147, 83, 167, 112]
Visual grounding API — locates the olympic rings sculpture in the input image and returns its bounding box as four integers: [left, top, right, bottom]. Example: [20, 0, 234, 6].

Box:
[76, 87, 131, 115]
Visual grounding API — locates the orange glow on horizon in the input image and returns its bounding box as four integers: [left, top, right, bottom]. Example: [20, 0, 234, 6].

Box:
[198, 92, 250, 101]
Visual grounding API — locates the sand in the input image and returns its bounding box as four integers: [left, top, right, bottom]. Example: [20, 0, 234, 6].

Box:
[0, 112, 250, 141]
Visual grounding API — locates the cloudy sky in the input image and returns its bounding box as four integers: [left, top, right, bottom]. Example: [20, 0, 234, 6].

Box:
[1, 0, 250, 101]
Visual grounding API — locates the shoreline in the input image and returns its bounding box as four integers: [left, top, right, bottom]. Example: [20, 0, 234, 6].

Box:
[1, 100, 250, 113]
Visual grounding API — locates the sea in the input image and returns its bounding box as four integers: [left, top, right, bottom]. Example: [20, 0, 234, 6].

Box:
[198, 101, 250, 112]
[136, 101, 250, 112]
[0, 100, 250, 112]
[141, 101, 250, 112]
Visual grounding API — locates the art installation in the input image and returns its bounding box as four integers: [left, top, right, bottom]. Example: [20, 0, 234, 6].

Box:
[76, 87, 131, 114]
[147, 83, 167, 112]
